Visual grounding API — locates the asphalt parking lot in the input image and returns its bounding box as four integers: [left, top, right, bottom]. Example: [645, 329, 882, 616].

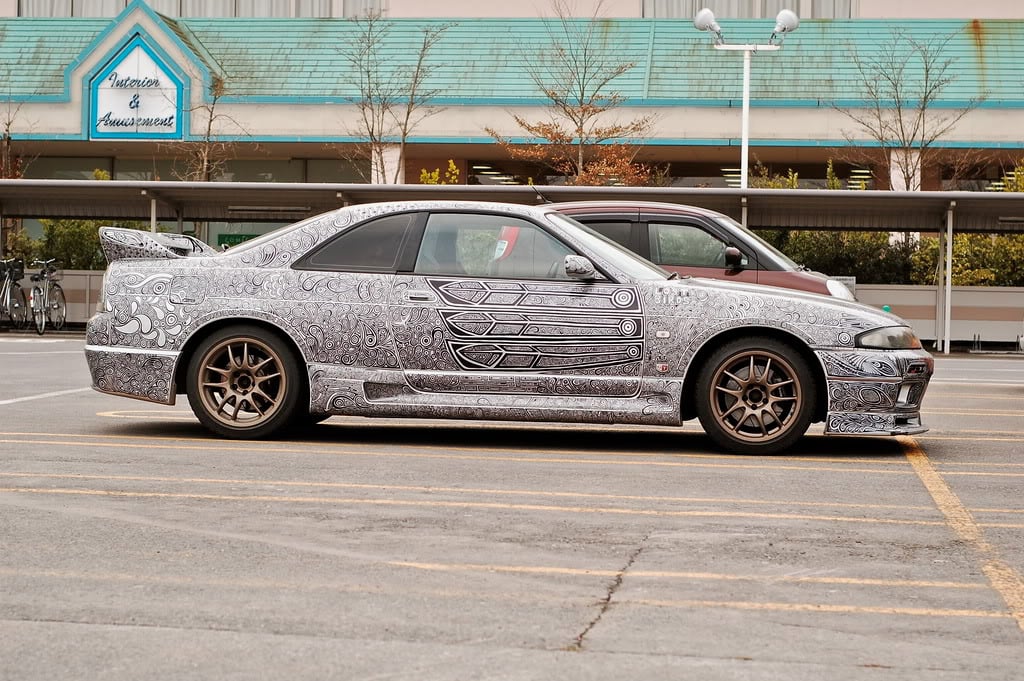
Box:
[1, 334, 1022, 680]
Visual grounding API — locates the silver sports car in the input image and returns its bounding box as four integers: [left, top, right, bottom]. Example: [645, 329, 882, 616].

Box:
[85, 201, 933, 455]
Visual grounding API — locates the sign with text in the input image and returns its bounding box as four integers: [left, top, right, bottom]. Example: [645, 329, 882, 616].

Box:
[90, 35, 184, 140]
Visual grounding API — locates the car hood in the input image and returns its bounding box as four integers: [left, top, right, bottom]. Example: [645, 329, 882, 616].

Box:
[671, 274, 905, 329]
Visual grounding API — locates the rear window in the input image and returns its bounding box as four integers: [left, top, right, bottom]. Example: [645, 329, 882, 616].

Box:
[297, 213, 416, 271]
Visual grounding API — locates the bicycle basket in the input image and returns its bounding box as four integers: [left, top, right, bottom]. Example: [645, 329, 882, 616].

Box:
[1, 259, 23, 280]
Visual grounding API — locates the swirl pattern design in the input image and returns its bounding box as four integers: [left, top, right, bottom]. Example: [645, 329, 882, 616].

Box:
[86, 200, 933, 444]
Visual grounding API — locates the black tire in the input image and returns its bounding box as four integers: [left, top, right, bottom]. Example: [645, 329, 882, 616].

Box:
[31, 285, 45, 335]
[7, 284, 28, 329]
[49, 284, 66, 331]
[290, 411, 331, 430]
[695, 336, 816, 455]
[186, 325, 303, 439]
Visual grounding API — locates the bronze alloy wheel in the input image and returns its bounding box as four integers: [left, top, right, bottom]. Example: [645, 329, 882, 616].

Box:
[186, 325, 303, 439]
[696, 337, 816, 454]
[707, 349, 803, 442]
[196, 335, 288, 431]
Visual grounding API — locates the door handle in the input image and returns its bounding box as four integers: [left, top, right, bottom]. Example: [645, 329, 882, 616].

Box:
[404, 290, 437, 303]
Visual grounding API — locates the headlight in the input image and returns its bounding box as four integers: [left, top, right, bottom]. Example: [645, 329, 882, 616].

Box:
[826, 279, 855, 301]
[856, 326, 922, 350]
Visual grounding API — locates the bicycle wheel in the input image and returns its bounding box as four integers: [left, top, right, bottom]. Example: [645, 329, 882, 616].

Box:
[49, 284, 67, 331]
[30, 285, 46, 335]
[9, 284, 28, 329]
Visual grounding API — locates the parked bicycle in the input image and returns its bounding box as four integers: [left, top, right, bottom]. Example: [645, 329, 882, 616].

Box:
[28, 258, 66, 335]
[0, 257, 29, 330]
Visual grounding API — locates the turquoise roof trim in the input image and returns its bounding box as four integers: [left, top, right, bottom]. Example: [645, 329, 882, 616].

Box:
[0, 9, 1020, 108]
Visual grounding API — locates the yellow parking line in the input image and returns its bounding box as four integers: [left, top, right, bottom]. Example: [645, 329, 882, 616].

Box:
[0, 437, 921, 475]
[7, 471, 1019, 515]
[0, 566, 1002, 620]
[923, 394, 1024, 402]
[917, 435, 1024, 444]
[388, 561, 987, 590]
[901, 437, 1024, 633]
[0, 470, 938, 512]
[1, 485, 1012, 528]
[626, 598, 1008, 620]
[923, 408, 1023, 416]
[3, 433, 1024, 476]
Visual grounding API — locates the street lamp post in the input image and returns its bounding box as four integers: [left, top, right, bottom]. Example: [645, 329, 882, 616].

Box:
[694, 8, 799, 190]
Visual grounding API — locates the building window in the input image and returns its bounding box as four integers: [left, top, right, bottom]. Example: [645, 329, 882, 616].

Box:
[114, 159, 176, 181]
[642, 1, 850, 19]
[23, 156, 113, 179]
[342, 0, 381, 17]
[19, 0, 120, 16]
[20, 0, 371, 17]
[212, 159, 306, 183]
[307, 159, 369, 183]
[296, 0, 334, 16]
[809, 0, 851, 18]
[179, 0, 233, 17]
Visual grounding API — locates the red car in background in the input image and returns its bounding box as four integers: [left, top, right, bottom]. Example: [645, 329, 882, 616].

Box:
[552, 201, 856, 300]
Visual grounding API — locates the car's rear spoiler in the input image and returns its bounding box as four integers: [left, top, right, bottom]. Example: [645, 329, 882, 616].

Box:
[98, 226, 219, 263]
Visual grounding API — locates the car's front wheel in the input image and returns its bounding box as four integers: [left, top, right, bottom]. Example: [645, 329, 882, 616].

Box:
[696, 337, 816, 455]
[186, 325, 302, 439]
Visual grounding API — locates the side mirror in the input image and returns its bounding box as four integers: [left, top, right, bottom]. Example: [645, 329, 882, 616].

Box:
[724, 246, 744, 270]
[565, 255, 597, 280]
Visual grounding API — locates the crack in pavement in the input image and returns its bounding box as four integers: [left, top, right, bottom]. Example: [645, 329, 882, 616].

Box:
[567, 533, 650, 652]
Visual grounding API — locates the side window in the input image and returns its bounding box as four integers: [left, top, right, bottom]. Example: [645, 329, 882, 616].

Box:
[416, 214, 575, 280]
[650, 222, 730, 268]
[298, 213, 415, 271]
[582, 221, 632, 249]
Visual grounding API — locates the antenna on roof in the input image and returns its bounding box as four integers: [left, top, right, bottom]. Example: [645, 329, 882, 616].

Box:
[531, 184, 552, 204]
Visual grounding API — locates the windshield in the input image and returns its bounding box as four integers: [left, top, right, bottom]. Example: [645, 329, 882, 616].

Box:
[714, 216, 801, 270]
[546, 212, 673, 281]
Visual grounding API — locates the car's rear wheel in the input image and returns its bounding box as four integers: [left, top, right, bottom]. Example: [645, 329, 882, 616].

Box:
[696, 337, 816, 455]
[186, 325, 302, 439]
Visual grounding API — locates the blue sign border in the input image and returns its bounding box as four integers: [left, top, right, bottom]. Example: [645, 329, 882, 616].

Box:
[89, 31, 185, 140]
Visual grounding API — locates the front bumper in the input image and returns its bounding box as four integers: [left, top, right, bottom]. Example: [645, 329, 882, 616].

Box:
[817, 348, 933, 436]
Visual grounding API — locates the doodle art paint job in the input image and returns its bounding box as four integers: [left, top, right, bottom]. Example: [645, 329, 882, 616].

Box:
[86, 201, 932, 454]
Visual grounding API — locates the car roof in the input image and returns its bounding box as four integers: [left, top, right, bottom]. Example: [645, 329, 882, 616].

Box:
[548, 200, 731, 221]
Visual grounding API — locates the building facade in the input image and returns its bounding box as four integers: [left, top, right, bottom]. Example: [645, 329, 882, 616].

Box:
[2, 0, 1023, 241]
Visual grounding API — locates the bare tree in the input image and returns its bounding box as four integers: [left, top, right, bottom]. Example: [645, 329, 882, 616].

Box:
[0, 41, 37, 255]
[0, 103, 25, 256]
[163, 75, 248, 182]
[485, 0, 656, 186]
[1, 104, 26, 180]
[337, 14, 452, 184]
[833, 29, 984, 191]
[0, 27, 34, 180]
[157, 75, 254, 243]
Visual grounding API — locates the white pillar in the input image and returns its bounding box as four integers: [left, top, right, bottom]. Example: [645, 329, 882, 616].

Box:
[944, 201, 954, 354]
[889, 148, 921, 192]
[372, 145, 404, 184]
[740, 49, 751, 190]
[935, 227, 946, 351]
